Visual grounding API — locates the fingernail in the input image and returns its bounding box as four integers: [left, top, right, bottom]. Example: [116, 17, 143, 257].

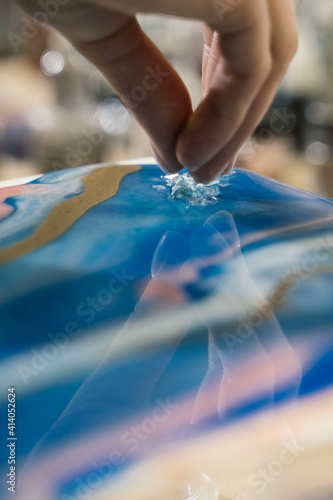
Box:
[150, 144, 169, 172]
[187, 163, 201, 173]
[223, 156, 237, 175]
[150, 144, 183, 174]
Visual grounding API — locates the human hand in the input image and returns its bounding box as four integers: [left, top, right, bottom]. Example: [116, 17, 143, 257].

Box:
[15, 0, 298, 183]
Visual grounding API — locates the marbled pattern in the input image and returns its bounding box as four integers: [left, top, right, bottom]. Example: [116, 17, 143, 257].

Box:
[0, 163, 333, 500]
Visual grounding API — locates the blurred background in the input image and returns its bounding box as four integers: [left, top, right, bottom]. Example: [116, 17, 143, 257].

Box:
[0, 0, 333, 197]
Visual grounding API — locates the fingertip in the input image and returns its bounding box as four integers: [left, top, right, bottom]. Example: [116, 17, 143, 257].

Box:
[150, 143, 169, 172]
[189, 157, 234, 185]
[224, 155, 237, 175]
[190, 168, 218, 185]
[150, 143, 183, 174]
[175, 133, 203, 172]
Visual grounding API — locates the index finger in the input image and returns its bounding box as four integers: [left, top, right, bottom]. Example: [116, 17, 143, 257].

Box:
[101, 0, 273, 176]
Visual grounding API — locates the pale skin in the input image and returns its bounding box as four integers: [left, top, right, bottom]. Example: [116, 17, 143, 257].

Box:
[15, 0, 298, 183]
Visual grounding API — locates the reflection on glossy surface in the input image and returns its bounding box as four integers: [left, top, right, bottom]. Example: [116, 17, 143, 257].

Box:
[0, 162, 333, 500]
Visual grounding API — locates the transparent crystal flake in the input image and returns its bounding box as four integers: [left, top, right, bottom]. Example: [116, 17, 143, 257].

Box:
[152, 170, 236, 206]
[165, 173, 220, 206]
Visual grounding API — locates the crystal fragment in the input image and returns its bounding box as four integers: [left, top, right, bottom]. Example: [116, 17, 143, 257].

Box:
[165, 173, 220, 206]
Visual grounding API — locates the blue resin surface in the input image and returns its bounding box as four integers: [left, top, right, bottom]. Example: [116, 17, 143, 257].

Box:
[0, 163, 333, 500]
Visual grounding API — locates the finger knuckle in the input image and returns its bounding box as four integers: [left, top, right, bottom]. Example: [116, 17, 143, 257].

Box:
[259, 53, 273, 77]
[288, 30, 299, 58]
[272, 30, 299, 64]
[176, 140, 202, 169]
[242, 53, 272, 84]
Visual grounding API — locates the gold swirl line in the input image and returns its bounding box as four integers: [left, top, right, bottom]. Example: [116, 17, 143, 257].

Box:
[0, 165, 141, 265]
[268, 265, 333, 314]
[242, 265, 333, 326]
